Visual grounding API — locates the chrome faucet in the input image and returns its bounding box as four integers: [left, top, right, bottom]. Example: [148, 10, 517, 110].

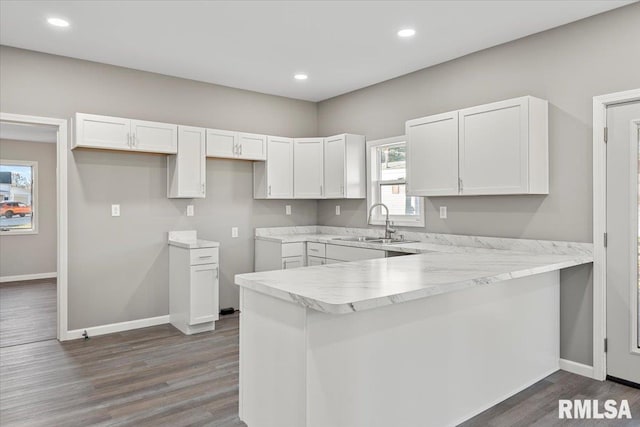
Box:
[367, 203, 396, 239]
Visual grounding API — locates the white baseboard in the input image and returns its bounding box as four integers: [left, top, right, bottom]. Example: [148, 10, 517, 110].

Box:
[559, 358, 595, 379]
[65, 315, 170, 341]
[0, 272, 57, 283]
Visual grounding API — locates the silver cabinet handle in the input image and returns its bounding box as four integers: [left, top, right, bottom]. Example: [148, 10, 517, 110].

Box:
[132, 134, 137, 147]
[199, 255, 213, 259]
[202, 183, 205, 194]
[215, 267, 219, 279]
[320, 185, 323, 196]
[239, 144, 243, 155]
[127, 133, 131, 148]
[341, 184, 344, 195]
[233, 143, 238, 156]
[268, 185, 272, 196]
[309, 248, 319, 252]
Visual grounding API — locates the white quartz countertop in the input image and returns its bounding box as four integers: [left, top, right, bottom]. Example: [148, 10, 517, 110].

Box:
[236, 226, 593, 314]
[168, 230, 220, 249]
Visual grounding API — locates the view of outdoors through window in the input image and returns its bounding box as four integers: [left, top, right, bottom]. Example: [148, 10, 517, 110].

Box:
[376, 143, 420, 217]
[0, 161, 36, 232]
[637, 135, 639, 348]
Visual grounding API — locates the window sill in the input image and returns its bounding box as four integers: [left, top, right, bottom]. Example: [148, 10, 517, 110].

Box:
[369, 219, 424, 228]
[0, 229, 38, 236]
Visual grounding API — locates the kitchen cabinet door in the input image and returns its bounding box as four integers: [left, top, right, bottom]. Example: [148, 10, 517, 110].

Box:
[282, 256, 304, 270]
[238, 132, 267, 160]
[74, 113, 131, 151]
[294, 138, 324, 198]
[307, 255, 325, 266]
[406, 111, 459, 196]
[167, 126, 206, 198]
[206, 128, 238, 158]
[130, 119, 178, 154]
[324, 135, 346, 198]
[189, 264, 219, 325]
[266, 136, 294, 198]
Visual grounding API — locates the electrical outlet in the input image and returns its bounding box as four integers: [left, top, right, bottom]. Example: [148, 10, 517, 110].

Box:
[186, 205, 194, 217]
[231, 227, 239, 238]
[336, 205, 341, 215]
[285, 205, 291, 215]
[439, 206, 447, 219]
[111, 204, 120, 217]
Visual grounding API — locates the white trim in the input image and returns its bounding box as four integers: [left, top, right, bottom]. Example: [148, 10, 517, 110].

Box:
[0, 159, 38, 235]
[592, 88, 640, 380]
[66, 315, 170, 340]
[559, 358, 595, 378]
[630, 119, 640, 356]
[0, 272, 56, 283]
[366, 135, 425, 228]
[0, 112, 69, 342]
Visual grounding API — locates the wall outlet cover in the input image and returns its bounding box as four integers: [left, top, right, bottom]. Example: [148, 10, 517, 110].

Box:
[186, 205, 195, 216]
[336, 205, 341, 215]
[232, 227, 239, 238]
[111, 204, 120, 217]
[439, 206, 447, 219]
[285, 205, 291, 215]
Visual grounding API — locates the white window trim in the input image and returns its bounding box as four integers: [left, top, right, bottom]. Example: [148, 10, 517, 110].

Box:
[366, 135, 425, 227]
[0, 159, 38, 235]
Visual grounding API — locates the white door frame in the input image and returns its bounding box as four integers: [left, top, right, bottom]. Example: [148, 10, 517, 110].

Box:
[0, 112, 69, 341]
[592, 88, 640, 381]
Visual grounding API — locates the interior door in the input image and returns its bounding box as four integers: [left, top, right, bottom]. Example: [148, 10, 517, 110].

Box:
[130, 119, 178, 154]
[266, 136, 293, 198]
[324, 135, 345, 198]
[294, 138, 324, 198]
[606, 101, 640, 384]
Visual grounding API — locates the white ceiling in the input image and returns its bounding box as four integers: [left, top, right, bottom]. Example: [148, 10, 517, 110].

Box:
[0, 122, 58, 144]
[0, 1, 634, 101]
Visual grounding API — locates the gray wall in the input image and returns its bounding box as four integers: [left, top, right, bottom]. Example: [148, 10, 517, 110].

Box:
[0, 46, 319, 329]
[316, 4, 640, 365]
[0, 139, 57, 277]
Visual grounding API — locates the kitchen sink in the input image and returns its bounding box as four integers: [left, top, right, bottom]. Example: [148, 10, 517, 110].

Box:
[334, 236, 418, 244]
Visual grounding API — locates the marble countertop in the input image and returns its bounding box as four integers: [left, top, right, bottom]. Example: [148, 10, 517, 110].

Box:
[168, 230, 220, 249]
[235, 226, 593, 314]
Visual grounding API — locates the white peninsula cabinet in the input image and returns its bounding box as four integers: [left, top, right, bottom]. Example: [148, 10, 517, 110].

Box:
[73, 113, 178, 154]
[324, 134, 366, 199]
[255, 240, 304, 272]
[253, 136, 294, 199]
[406, 96, 548, 196]
[294, 138, 324, 198]
[168, 231, 220, 335]
[206, 129, 267, 161]
[167, 126, 206, 198]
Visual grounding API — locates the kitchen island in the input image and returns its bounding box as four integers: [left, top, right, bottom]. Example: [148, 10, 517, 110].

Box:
[235, 228, 592, 427]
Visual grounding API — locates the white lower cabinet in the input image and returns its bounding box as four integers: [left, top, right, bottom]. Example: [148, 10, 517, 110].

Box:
[167, 126, 206, 198]
[282, 256, 304, 269]
[169, 245, 219, 335]
[307, 255, 326, 266]
[255, 240, 306, 272]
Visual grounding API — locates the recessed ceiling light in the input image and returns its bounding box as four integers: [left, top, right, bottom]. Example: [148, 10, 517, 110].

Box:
[47, 17, 70, 28]
[397, 28, 416, 38]
[294, 74, 308, 81]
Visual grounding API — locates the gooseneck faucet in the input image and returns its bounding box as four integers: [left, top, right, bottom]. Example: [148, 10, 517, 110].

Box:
[367, 203, 396, 239]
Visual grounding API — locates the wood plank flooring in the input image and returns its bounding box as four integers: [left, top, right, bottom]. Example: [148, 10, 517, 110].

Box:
[1, 304, 639, 426]
[0, 279, 57, 347]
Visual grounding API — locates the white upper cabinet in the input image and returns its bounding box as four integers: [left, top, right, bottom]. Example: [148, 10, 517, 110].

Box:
[73, 113, 177, 154]
[206, 128, 237, 158]
[253, 136, 294, 199]
[323, 134, 366, 199]
[458, 96, 548, 195]
[406, 111, 459, 196]
[294, 138, 324, 198]
[167, 126, 206, 199]
[206, 130, 266, 161]
[405, 95, 548, 196]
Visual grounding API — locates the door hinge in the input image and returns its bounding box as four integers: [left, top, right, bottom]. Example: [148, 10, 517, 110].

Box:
[603, 232, 608, 248]
[604, 127, 608, 143]
[604, 337, 608, 353]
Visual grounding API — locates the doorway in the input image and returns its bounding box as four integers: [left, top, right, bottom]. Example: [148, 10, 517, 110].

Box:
[0, 113, 68, 342]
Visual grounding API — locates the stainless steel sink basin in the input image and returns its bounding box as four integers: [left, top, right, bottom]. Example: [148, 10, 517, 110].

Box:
[334, 236, 418, 244]
[368, 238, 418, 244]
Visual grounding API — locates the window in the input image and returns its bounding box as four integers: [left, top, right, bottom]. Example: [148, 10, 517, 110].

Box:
[367, 136, 424, 227]
[0, 160, 38, 234]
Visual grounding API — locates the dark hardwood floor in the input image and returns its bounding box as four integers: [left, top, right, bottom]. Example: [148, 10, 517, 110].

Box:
[0, 279, 57, 347]
[1, 308, 638, 426]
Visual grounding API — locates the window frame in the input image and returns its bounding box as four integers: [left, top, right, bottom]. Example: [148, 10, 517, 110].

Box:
[0, 159, 38, 235]
[366, 136, 425, 227]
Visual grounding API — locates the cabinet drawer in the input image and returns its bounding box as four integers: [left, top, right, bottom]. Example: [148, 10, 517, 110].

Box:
[282, 242, 303, 258]
[326, 244, 385, 262]
[307, 242, 326, 257]
[190, 248, 219, 265]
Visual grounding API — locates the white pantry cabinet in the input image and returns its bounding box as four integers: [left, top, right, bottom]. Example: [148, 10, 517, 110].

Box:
[169, 242, 220, 335]
[405, 95, 548, 196]
[206, 130, 267, 161]
[73, 113, 177, 154]
[323, 134, 366, 199]
[294, 138, 324, 198]
[167, 126, 206, 198]
[406, 111, 459, 196]
[253, 136, 294, 199]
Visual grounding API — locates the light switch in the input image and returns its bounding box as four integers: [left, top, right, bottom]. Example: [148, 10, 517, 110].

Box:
[439, 206, 447, 219]
[285, 205, 291, 215]
[231, 227, 239, 238]
[186, 205, 194, 217]
[336, 205, 341, 215]
[111, 204, 120, 217]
